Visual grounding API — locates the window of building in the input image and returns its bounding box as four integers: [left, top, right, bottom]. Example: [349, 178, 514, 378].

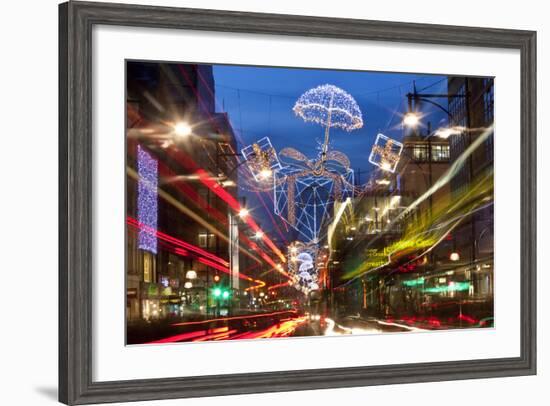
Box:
[449, 83, 467, 128]
[209, 234, 217, 249]
[431, 144, 450, 161]
[412, 145, 429, 162]
[143, 251, 154, 283]
[198, 231, 208, 248]
[198, 231, 216, 249]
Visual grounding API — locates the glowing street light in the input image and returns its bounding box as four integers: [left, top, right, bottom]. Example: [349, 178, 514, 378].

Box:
[254, 230, 264, 239]
[173, 121, 192, 137]
[258, 168, 272, 180]
[238, 208, 249, 218]
[184, 281, 193, 289]
[450, 252, 460, 261]
[403, 112, 421, 128]
[185, 270, 197, 280]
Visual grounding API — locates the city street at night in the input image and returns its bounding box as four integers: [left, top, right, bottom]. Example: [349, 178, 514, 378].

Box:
[126, 61, 494, 345]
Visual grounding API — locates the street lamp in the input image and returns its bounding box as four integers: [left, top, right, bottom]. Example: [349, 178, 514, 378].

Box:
[173, 121, 192, 137]
[254, 230, 264, 239]
[238, 208, 249, 218]
[185, 270, 197, 280]
[403, 112, 421, 128]
[450, 252, 460, 262]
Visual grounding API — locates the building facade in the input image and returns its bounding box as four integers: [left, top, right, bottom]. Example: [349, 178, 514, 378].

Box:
[125, 62, 243, 328]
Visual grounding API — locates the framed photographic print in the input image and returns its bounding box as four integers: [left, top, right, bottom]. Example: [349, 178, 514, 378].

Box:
[59, 1, 536, 404]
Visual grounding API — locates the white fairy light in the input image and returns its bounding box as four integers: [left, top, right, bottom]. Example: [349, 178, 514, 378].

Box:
[293, 84, 363, 131]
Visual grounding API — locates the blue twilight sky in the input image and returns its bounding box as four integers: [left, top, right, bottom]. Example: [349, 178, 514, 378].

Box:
[213, 65, 449, 170]
[211, 64, 449, 237]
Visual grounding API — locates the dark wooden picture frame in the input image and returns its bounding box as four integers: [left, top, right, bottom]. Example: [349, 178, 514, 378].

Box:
[59, 1, 537, 404]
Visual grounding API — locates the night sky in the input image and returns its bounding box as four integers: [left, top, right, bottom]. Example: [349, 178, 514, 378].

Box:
[211, 64, 449, 236]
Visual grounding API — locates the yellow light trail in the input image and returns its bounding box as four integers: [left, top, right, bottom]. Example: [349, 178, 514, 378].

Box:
[342, 125, 495, 280]
[327, 197, 352, 249]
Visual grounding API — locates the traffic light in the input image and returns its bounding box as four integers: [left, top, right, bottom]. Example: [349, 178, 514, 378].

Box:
[212, 286, 230, 300]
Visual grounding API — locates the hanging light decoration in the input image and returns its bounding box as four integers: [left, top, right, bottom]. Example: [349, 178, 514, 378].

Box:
[368, 133, 403, 173]
[293, 84, 363, 173]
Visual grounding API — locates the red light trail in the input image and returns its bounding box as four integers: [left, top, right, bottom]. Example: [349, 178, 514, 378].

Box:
[127, 139, 288, 275]
[267, 282, 290, 290]
[127, 217, 228, 267]
[171, 310, 297, 327]
[127, 217, 262, 285]
[194, 66, 291, 245]
[195, 168, 287, 267]
[127, 140, 268, 267]
[147, 312, 305, 343]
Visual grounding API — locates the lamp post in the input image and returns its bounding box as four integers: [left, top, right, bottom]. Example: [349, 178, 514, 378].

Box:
[402, 82, 472, 272]
[403, 83, 465, 209]
[403, 80, 480, 273]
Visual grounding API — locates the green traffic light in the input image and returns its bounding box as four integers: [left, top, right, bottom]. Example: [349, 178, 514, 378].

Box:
[222, 290, 230, 299]
[213, 287, 222, 297]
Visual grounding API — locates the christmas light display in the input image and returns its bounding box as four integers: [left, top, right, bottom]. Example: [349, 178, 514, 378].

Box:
[137, 145, 158, 253]
[270, 85, 360, 245]
[293, 84, 363, 131]
[274, 148, 354, 243]
[293, 84, 363, 173]
[240, 137, 282, 182]
[368, 133, 403, 173]
[287, 242, 320, 294]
